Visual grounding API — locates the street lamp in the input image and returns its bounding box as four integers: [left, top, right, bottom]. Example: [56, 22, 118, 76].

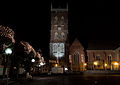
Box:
[64, 67, 68, 71]
[55, 64, 58, 67]
[104, 63, 107, 70]
[31, 59, 35, 63]
[93, 61, 98, 66]
[38, 64, 41, 67]
[84, 63, 87, 71]
[93, 61, 98, 70]
[104, 63, 107, 67]
[114, 62, 119, 66]
[4, 48, 12, 63]
[3, 48, 12, 85]
[113, 62, 119, 70]
[5, 48, 12, 55]
[39, 62, 45, 73]
[84, 63, 87, 66]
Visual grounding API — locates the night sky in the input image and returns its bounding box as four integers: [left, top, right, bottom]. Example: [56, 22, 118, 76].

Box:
[0, 0, 120, 58]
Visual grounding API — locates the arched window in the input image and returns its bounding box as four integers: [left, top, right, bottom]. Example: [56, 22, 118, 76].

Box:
[74, 52, 79, 64]
[96, 55, 100, 61]
[60, 43, 64, 52]
[54, 32, 58, 39]
[54, 16, 58, 25]
[61, 16, 64, 25]
[61, 32, 65, 39]
[108, 55, 112, 64]
[81, 54, 84, 62]
[53, 43, 57, 53]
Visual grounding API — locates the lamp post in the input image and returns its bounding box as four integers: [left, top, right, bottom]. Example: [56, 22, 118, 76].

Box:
[55, 64, 58, 67]
[93, 61, 98, 70]
[113, 62, 119, 70]
[40, 62, 45, 73]
[104, 63, 107, 70]
[3, 48, 12, 85]
[5, 48, 12, 55]
[84, 63, 87, 70]
[4, 48, 12, 76]
[31, 58, 35, 75]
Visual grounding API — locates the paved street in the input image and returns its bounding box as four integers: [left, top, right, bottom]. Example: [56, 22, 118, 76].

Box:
[10, 74, 120, 85]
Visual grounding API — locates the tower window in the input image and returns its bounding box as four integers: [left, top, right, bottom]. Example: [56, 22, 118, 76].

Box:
[61, 16, 64, 25]
[54, 16, 58, 25]
[61, 32, 65, 39]
[54, 32, 58, 39]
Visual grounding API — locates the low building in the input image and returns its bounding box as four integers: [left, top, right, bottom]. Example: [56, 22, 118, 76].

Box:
[87, 42, 120, 70]
[87, 50, 115, 70]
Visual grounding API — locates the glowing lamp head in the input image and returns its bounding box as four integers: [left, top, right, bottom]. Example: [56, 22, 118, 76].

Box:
[39, 64, 41, 67]
[65, 67, 68, 71]
[104, 63, 107, 67]
[55, 64, 58, 67]
[5, 48, 12, 54]
[114, 62, 119, 66]
[93, 61, 98, 66]
[13, 67, 17, 69]
[84, 63, 87, 66]
[31, 59, 35, 62]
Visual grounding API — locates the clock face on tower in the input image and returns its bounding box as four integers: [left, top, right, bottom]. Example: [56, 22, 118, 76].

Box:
[51, 43, 65, 58]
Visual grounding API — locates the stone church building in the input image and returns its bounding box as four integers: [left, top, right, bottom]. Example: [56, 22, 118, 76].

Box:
[49, 4, 69, 69]
[49, 4, 86, 71]
[69, 38, 86, 71]
[49, 3, 120, 72]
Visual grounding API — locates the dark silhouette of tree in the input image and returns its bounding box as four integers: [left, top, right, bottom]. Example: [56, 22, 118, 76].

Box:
[0, 25, 15, 79]
[11, 41, 36, 79]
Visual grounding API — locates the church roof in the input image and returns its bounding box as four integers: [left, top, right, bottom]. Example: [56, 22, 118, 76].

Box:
[70, 38, 84, 50]
[87, 40, 120, 50]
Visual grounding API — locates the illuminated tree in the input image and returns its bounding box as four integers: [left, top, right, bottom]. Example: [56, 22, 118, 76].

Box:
[0, 25, 15, 52]
[20, 41, 36, 56]
[0, 25, 15, 79]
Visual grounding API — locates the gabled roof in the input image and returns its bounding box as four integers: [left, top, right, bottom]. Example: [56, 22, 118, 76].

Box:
[70, 38, 84, 50]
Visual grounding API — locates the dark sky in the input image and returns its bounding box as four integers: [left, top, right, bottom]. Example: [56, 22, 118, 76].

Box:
[0, 0, 120, 57]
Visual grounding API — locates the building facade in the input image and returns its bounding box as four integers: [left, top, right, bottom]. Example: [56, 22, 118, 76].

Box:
[69, 39, 86, 71]
[49, 3, 120, 72]
[49, 5, 69, 67]
[87, 47, 120, 70]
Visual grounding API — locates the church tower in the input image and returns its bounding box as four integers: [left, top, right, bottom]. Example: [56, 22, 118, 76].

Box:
[50, 3, 68, 67]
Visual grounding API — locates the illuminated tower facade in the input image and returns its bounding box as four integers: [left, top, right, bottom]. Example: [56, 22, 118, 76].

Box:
[50, 4, 68, 66]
